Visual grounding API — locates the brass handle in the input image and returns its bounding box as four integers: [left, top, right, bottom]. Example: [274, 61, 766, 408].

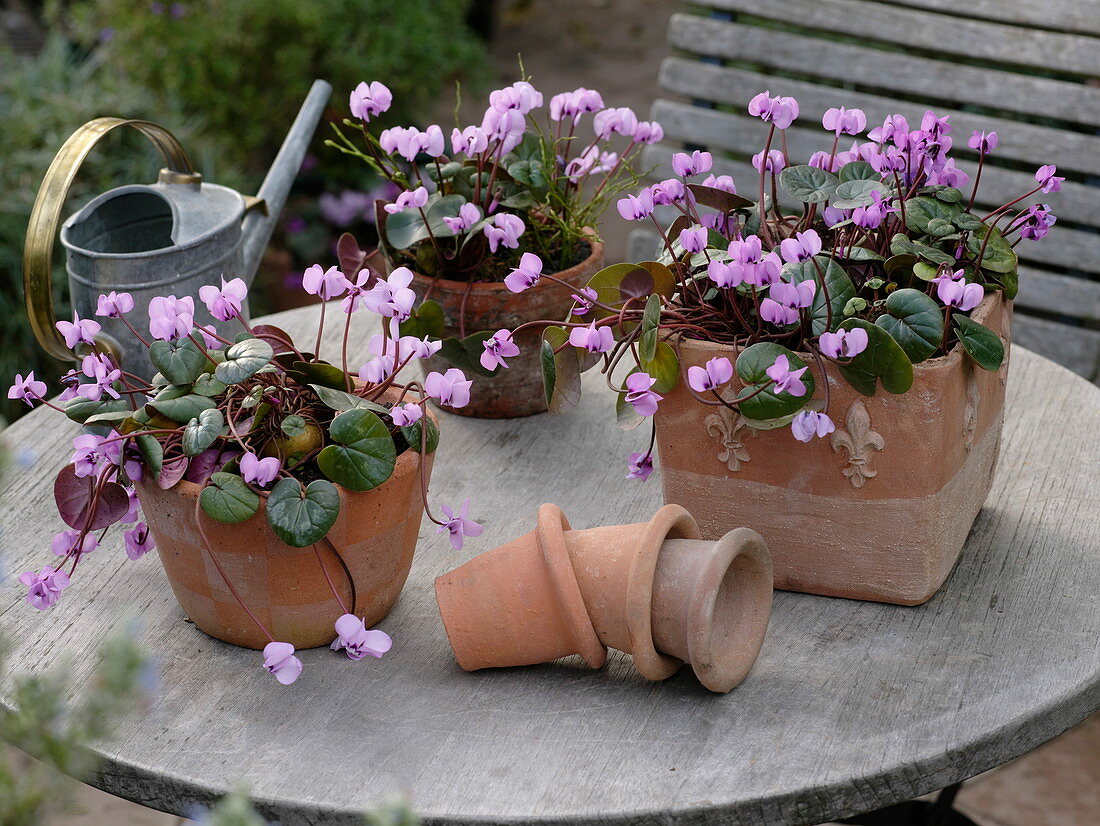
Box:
[23, 118, 196, 361]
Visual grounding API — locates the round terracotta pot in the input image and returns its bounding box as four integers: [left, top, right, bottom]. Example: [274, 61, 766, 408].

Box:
[136, 423, 435, 651]
[410, 237, 604, 418]
[654, 292, 1012, 606]
[434, 504, 774, 693]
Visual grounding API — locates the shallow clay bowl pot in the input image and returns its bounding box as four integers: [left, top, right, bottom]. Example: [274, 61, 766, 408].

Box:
[136, 411, 435, 651]
[434, 504, 774, 693]
[654, 292, 1011, 606]
[410, 237, 604, 419]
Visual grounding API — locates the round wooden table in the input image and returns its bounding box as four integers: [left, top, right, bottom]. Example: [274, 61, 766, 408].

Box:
[1, 306, 1097, 826]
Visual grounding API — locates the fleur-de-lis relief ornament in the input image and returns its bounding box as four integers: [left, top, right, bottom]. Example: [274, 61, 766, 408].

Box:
[705, 407, 754, 472]
[830, 400, 885, 489]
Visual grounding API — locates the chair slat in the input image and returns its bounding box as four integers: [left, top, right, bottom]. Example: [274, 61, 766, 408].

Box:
[693, 0, 1100, 77]
[659, 58, 1100, 174]
[651, 100, 1100, 231]
[1012, 314, 1100, 379]
[864, 0, 1100, 36]
[667, 15, 1100, 126]
[1016, 268, 1100, 324]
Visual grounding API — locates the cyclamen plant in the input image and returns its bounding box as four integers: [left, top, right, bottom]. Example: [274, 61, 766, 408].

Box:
[327, 76, 662, 376]
[8, 256, 484, 685]
[485, 92, 1060, 478]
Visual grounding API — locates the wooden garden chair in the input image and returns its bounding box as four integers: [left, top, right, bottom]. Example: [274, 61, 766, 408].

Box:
[630, 0, 1100, 380]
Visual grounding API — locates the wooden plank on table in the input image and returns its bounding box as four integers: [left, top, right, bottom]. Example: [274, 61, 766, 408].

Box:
[688, 0, 1100, 77]
[658, 58, 1100, 174]
[667, 15, 1100, 126]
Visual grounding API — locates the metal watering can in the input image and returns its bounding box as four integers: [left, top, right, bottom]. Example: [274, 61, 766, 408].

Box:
[23, 79, 332, 378]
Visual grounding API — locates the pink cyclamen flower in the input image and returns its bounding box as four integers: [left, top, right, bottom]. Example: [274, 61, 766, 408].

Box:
[747, 91, 799, 129]
[936, 270, 984, 311]
[1016, 204, 1056, 241]
[71, 433, 105, 478]
[480, 329, 520, 371]
[19, 567, 70, 610]
[701, 173, 736, 193]
[687, 356, 734, 393]
[822, 107, 867, 136]
[851, 190, 892, 229]
[443, 202, 482, 234]
[569, 321, 614, 353]
[363, 267, 416, 321]
[504, 252, 543, 293]
[198, 276, 247, 322]
[626, 451, 654, 481]
[51, 528, 98, 558]
[349, 81, 392, 122]
[707, 259, 744, 289]
[624, 372, 662, 417]
[384, 186, 429, 215]
[868, 114, 909, 144]
[728, 235, 782, 286]
[679, 226, 708, 254]
[571, 286, 598, 316]
[147, 295, 194, 341]
[921, 110, 952, 139]
[765, 354, 809, 397]
[95, 290, 134, 318]
[632, 121, 664, 144]
[1035, 164, 1064, 194]
[8, 372, 47, 407]
[437, 498, 484, 550]
[808, 151, 839, 172]
[616, 189, 655, 221]
[331, 613, 393, 660]
[779, 229, 822, 264]
[484, 214, 525, 253]
[262, 641, 303, 685]
[752, 149, 786, 174]
[650, 178, 686, 205]
[240, 452, 280, 487]
[302, 264, 348, 300]
[565, 145, 616, 179]
[593, 107, 639, 139]
[672, 150, 713, 178]
[56, 312, 101, 350]
[198, 324, 221, 349]
[481, 107, 527, 153]
[390, 402, 423, 427]
[967, 130, 998, 154]
[452, 125, 490, 156]
[760, 297, 799, 326]
[425, 368, 472, 409]
[489, 81, 543, 114]
[123, 523, 155, 560]
[819, 327, 869, 360]
[76, 353, 121, 401]
[769, 279, 817, 310]
[550, 87, 605, 122]
[791, 410, 835, 443]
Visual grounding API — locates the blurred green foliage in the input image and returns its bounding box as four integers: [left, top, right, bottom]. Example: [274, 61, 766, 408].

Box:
[0, 34, 233, 424]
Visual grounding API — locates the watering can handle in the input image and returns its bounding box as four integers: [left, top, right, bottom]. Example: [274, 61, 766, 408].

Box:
[23, 118, 197, 362]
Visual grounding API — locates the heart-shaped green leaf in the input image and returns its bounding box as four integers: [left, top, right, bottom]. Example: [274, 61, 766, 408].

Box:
[193, 373, 228, 398]
[136, 434, 163, 476]
[924, 185, 964, 203]
[437, 332, 499, 378]
[585, 262, 676, 317]
[82, 408, 134, 426]
[954, 314, 1004, 371]
[281, 415, 306, 439]
[735, 343, 815, 420]
[398, 299, 445, 339]
[874, 288, 944, 363]
[199, 472, 260, 524]
[639, 294, 661, 363]
[64, 396, 131, 425]
[266, 478, 340, 547]
[904, 196, 959, 235]
[641, 340, 680, 394]
[182, 408, 225, 456]
[317, 408, 396, 491]
[401, 414, 439, 454]
[779, 165, 839, 203]
[309, 384, 390, 414]
[215, 338, 274, 385]
[784, 256, 856, 335]
[148, 393, 216, 424]
[890, 234, 956, 266]
[831, 179, 888, 210]
[966, 226, 1017, 275]
[838, 161, 879, 182]
[541, 325, 582, 413]
[837, 319, 914, 395]
[288, 360, 347, 390]
[149, 337, 207, 386]
[842, 246, 885, 263]
[384, 193, 467, 249]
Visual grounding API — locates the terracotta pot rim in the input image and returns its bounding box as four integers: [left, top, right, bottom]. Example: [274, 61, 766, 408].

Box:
[409, 233, 604, 296]
[669, 291, 1005, 371]
[626, 504, 702, 681]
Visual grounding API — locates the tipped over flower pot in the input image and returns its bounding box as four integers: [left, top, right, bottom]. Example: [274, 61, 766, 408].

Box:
[434, 504, 773, 692]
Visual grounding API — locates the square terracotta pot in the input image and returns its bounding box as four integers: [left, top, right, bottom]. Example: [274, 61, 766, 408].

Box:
[653, 294, 1011, 605]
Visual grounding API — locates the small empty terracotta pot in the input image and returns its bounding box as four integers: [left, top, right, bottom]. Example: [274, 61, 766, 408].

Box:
[434, 504, 774, 692]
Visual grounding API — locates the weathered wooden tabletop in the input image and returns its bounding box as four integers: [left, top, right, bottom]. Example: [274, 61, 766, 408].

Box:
[1, 305, 1098, 826]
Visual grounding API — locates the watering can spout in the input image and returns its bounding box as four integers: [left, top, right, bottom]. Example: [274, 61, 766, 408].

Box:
[239, 78, 333, 281]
